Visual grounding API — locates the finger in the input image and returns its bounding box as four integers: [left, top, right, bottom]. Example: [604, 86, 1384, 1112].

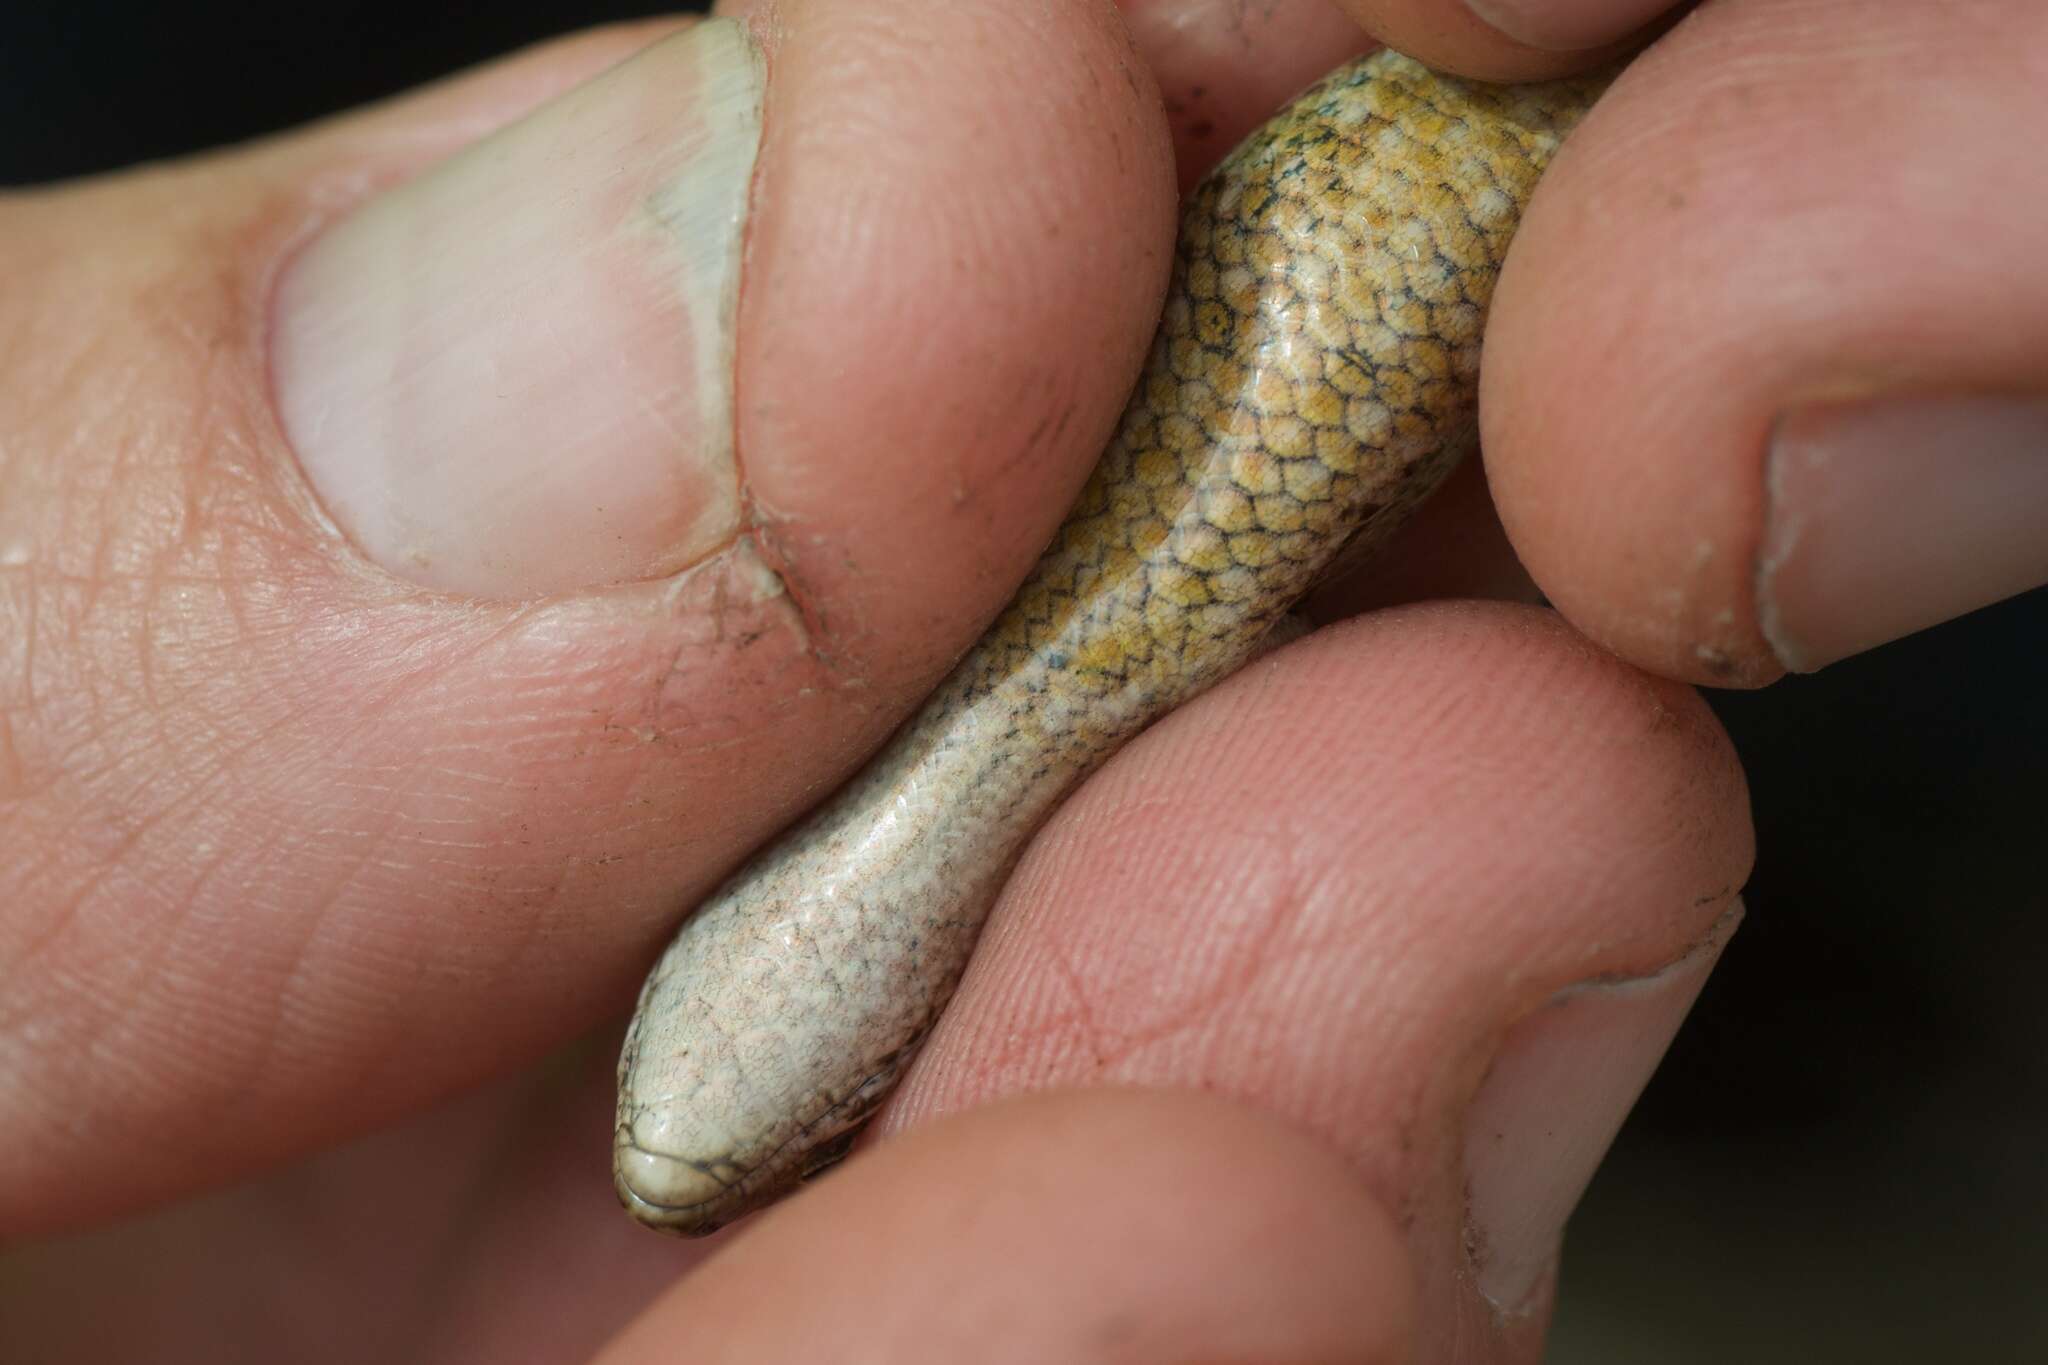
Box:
[1485, 0, 2048, 684]
[885, 603, 1752, 1357]
[1115, 0, 1664, 171]
[0, 0, 1175, 1232]
[1326, 0, 1670, 79]
[596, 1089, 1413, 1365]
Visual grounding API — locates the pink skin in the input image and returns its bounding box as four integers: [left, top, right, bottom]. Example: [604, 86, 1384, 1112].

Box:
[598, 1089, 1420, 1365]
[1484, 0, 2048, 684]
[1118, 0, 1379, 189]
[0, 0, 2030, 1358]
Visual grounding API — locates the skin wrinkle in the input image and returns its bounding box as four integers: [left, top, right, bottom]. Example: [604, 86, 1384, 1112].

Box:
[275, 929, 427, 1117]
[19, 753, 194, 972]
[736, 528, 829, 662]
[615, 51, 1615, 1234]
[172, 924, 306, 1163]
[649, 555, 852, 770]
[13, 256, 333, 981]
[1079, 825, 1316, 1070]
[963, 377, 1084, 513]
[137, 824, 302, 1020]
[24, 552, 506, 1129]
[13, 878, 207, 1148]
[7, 22, 889, 1236]
[1144, 863, 1347, 1078]
[1032, 929, 1115, 1072]
[715, 17, 842, 677]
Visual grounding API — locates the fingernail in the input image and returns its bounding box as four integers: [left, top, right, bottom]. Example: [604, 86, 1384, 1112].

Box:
[1757, 396, 2048, 672]
[1463, 906, 1740, 1316]
[273, 21, 765, 599]
[1463, 0, 1673, 52]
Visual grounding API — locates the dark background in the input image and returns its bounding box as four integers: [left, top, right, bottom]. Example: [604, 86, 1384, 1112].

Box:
[7, 4, 2044, 1360]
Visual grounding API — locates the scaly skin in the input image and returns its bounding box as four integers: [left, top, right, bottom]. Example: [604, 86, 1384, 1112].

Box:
[615, 50, 1613, 1234]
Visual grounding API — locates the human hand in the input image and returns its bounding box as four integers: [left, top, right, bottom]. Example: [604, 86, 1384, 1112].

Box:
[7, 0, 2020, 1358]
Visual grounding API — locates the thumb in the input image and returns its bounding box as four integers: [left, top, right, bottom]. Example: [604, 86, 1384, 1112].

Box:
[0, 1, 1173, 1234]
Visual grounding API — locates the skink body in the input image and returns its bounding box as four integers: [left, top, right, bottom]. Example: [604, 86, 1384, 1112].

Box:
[616, 49, 1612, 1234]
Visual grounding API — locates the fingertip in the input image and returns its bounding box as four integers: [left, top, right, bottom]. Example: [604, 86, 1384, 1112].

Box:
[1481, 40, 1789, 686]
[1326, 0, 1654, 81]
[1484, 0, 2048, 685]
[598, 1089, 1414, 1365]
[737, 0, 1178, 689]
[887, 602, 1748, 1356]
